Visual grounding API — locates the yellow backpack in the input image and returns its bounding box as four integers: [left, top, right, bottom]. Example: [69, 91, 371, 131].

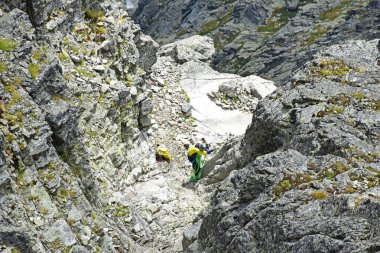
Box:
[157, 147, 173, 162]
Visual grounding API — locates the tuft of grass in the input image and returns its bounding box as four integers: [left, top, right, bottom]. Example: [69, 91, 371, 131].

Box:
[345, 186, 356, 193]
[0, 38, 17, 52]
[14, 77, 22, 84]
[258, 7, 296, 35]
[85, 9, 105, 22]
[33, 50, 42, 61]
[306, 26, 329, 46]
[5, 85, 16, 93]
[58, 53, 68, 62]
[320, 0, 352, 21]
[28, 64, 40, 80]
[0, 61, 6, 72]
[200, 20, 219, 35]
[274, 173, 314, 198]
[311, 190, 328, 200]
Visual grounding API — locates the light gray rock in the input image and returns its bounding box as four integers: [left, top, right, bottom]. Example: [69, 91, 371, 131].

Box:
[43, 220, 77, 247]
[181, 103, 192, 116]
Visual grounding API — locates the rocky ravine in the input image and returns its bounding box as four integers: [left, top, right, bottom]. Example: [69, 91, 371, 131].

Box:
[184, 39, 380, 252]
[127, 0, 380, 84]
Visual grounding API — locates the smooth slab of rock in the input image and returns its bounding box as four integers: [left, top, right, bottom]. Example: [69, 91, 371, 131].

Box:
[43, 220, 77, 247]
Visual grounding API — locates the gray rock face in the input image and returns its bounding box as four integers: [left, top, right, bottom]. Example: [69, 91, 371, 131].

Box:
[184, 40, 380, 252]
[131, 0, 380, 84]
[0, 1, 158, 252]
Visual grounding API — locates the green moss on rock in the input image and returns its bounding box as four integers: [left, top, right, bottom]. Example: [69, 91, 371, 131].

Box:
[311, 190, 328, 200]
[28, 64, 40, 80]
[0, 38, 17, 52]
[85, 9, 105, 22]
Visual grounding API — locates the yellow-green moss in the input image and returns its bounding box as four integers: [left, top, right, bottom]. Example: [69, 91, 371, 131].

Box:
[74, 66, 96, 78]
[52, 94, 72, 102]
[11, 248, 21, 253]
[4, 85, 16, 93]
[320, 0, 352, 21]
[307, 161, 317, 170]
[274, 173, 314, 198]
[0, 38, 17, 52]
[95, 26, 107, 35]
[345, 186, 356, 193]
[0, 61, 6, 72]
[67, 219, 76, 226]
[85, 9, 105, 22]
[258, 7, 296, 35]
[306, 26, 329, 46]
[5, 134, 14, 142]
[33, 50, 42, 61]
[58, 53, 68, 62]
[311, 190, 328, 200]
[28, 64, 40, 80]
[14, 77, 22, 84]
[113, 205, 130, 217]
[199, 10, 232, 35]
[200, 20, 219, 35]
[317, 161, 351, 180]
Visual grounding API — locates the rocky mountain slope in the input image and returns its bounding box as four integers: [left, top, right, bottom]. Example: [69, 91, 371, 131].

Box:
[128, 0, 380, 83]
[183, 39, 380, 252]
[0, 1, 275, 252]
[0, 1, 171, 252]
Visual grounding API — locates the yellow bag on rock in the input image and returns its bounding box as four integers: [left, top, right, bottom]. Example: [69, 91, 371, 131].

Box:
[157, 147, 172, 162]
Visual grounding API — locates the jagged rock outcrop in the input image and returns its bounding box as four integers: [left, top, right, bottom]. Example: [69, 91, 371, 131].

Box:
[184, 40, 380, 252]
[0, 1, 162, 251]
[129, 0, 380, 84]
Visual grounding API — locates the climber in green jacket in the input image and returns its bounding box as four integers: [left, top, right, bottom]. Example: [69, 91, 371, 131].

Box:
[187, 143, 214, 181]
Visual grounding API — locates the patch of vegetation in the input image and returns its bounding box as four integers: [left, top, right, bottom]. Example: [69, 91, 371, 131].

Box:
[58, 53, 69, 62]
[257, 7, 296, 35]
[200, 20, 219, 35]
[14, 77, 22, 84]
[4, 85, 16, 93]
[214, 31, 241, 52]
[274, 173, 314, 198]
[199, 9, 232, 35]
[32, 50, 42, 61]
[113, 204, 130, 217]
[11, 248, 21, 253]
[12, 92, 22, 103]
[52, 94, 72, 102]
[0, 38, 17, 52]
[176, 29, 189, 38]
[345, 186, 356, 193]
[306, 26, 329, 46]
[85, 9, 105, 22]
[28, 64, 40, 80]
[320, 0, 353, 21]
[317, 106, 344, 117]
[317, 161, 351, 180]
[234, 57, 250, 70]
[74, 66, 96, 78]
[324, 94, 380, 114]
[0, 61, 6, 72]
[311, 190, 328, 200]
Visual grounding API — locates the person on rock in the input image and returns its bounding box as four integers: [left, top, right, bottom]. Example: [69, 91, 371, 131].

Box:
[187, 143, 214, 181]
